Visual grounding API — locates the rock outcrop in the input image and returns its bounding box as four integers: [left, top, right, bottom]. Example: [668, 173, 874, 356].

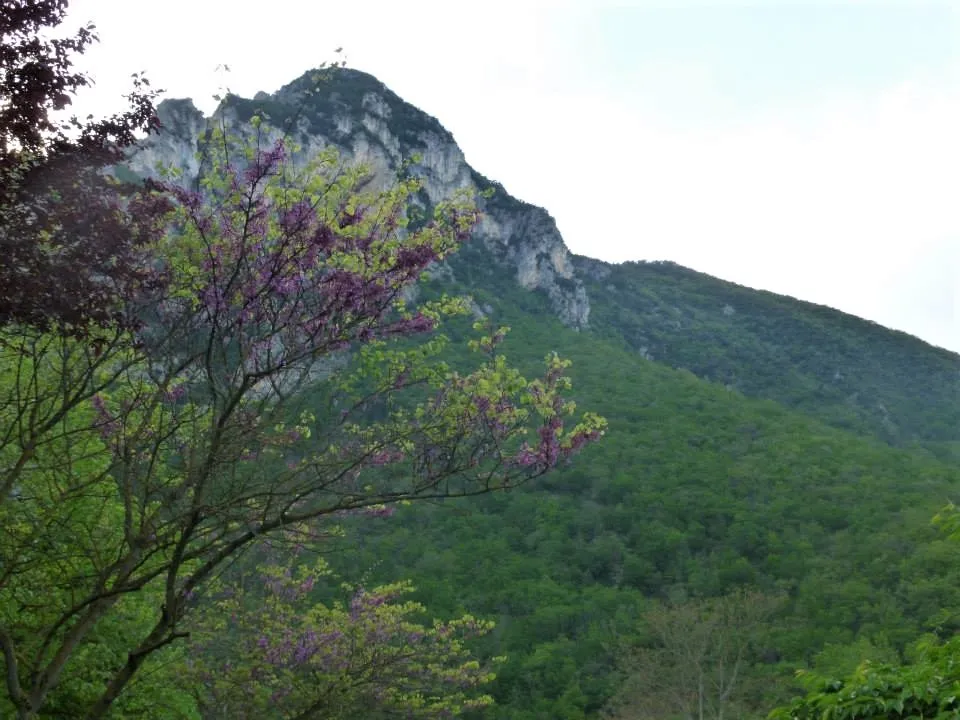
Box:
[126, 68, 590, 329]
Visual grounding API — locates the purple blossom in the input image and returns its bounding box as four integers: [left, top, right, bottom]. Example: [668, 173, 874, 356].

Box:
[91, 393, 108, 415]
[199, 284, 226, 314]
[565, 429, 602, 455]
[163, 384, 187, 403]
[243, 140, 286, 184]
[379, 313, 436, 338]
[279, 200, 316, 234]
[337, 207, 364, 228]
[395, 243, 437, 272]
[293, 638, 316, 665]
[513, 444, 538, 468]
[309, 223, 336, 252]
[91, 394, 119, 440]
[369, 448, 404, 466]
[271, 274, 301, 297]
[167, 185, 202, 211]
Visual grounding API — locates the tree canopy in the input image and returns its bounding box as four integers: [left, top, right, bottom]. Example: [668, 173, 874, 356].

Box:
[0, 20, 604, 713]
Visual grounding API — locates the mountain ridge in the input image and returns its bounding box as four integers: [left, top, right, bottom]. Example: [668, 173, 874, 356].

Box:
[580, 257, 960, 447]
[125, 66, 960, 449]
[129, 67, 592, 329]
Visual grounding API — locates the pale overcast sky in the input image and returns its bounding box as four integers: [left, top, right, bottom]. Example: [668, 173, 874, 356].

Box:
[64, 1, 960, 351]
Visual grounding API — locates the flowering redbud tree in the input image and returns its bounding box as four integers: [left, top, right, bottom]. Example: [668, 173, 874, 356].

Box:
[186, 554, 503, 719]
[0, 116, 605, 719]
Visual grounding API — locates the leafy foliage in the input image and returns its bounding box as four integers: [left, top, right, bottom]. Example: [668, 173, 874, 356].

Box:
[0, 0, 164, 331]
[0, 117, 603, 718]
[188, 556, 501, 719]
[769, 635, 960, 719]
[327, 256, 960, 718]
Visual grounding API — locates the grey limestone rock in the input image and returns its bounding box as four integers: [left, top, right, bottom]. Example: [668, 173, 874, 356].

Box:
[126, 68, 593, 329]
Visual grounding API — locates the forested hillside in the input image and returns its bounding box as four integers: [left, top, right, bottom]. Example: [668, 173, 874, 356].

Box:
[576, 258, 960, 452]
[322, 255, 960, 718]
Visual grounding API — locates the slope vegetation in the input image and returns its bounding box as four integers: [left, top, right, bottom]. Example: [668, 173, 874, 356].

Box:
[328, 263, 960, 718]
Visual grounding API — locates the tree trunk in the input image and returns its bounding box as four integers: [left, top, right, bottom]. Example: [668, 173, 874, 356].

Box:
[85, 611, 186, 719]
[698, 667, 705, 720]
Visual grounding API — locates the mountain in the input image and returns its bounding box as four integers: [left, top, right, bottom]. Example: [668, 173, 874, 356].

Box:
[125, 67, 960, 718]
[133, 67, 960, 454]
[577, 258, 960, 450]
[129, 68, 590, 328]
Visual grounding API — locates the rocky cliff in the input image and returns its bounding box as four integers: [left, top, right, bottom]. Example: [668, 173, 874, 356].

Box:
[127, 68, 590, 329]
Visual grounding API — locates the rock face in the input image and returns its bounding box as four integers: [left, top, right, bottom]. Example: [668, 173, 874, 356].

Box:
[126, 98, 206, 181]
[127, 68, 590, 329]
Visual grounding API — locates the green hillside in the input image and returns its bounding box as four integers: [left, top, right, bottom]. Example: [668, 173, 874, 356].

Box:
[321, 250, 960, 718]
[578, 258, 960, 451]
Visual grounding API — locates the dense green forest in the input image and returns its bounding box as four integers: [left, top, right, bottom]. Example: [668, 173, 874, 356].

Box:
[319, 256, 960, 718]
[577, 257, 960, 451]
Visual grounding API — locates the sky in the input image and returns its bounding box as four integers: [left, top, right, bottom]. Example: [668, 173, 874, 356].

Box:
[64, 0, 960, 351]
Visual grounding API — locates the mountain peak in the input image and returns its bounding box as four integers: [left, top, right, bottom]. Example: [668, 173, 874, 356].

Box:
[132, 67, 591, 329]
